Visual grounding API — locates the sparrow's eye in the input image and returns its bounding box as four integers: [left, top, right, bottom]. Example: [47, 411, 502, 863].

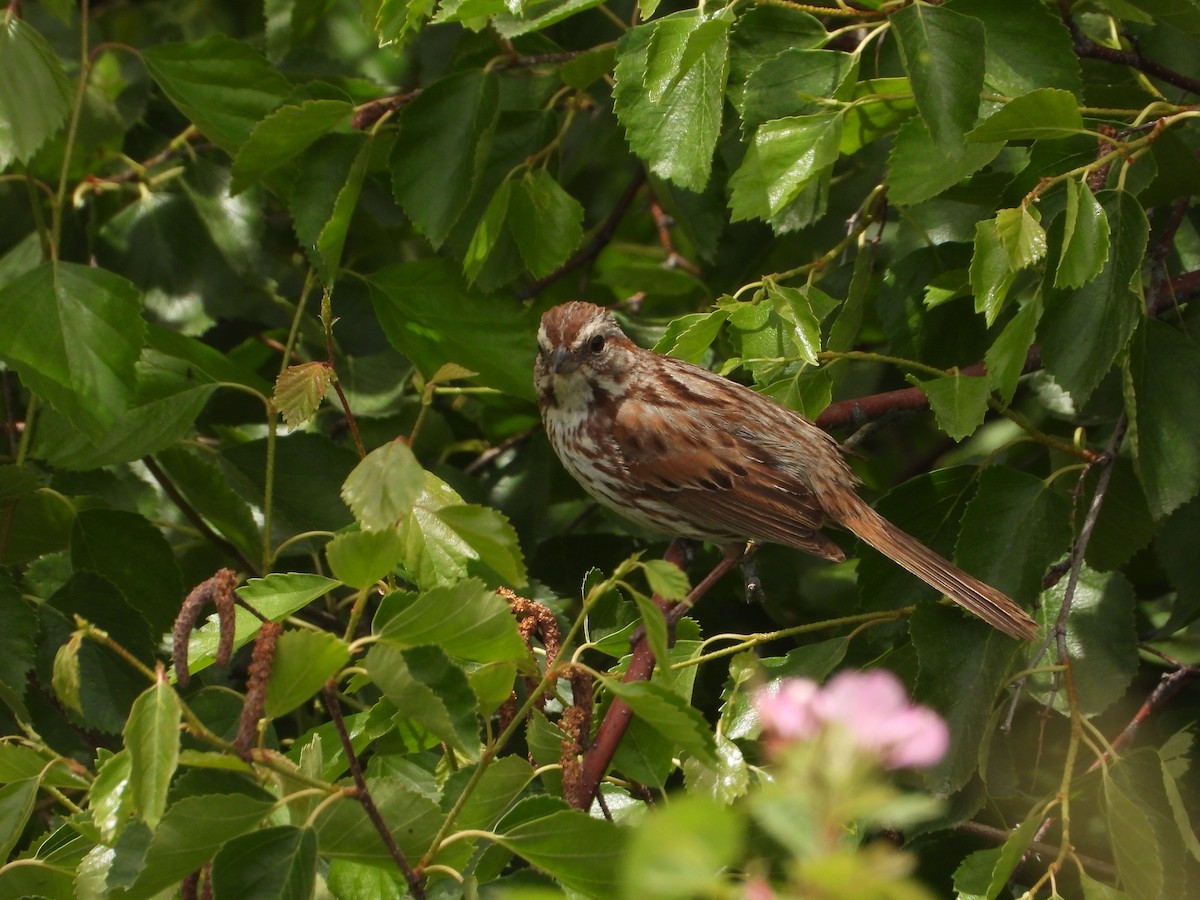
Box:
[588, 335, 606, 354]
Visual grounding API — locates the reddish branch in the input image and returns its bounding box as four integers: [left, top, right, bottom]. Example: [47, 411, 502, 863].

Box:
[1090, 661, 1198, 772]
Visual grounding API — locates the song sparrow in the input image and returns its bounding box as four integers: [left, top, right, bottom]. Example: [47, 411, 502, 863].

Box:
[534, 301, 1038, 641]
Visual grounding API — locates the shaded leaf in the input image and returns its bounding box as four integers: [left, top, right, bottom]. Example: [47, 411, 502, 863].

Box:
[325, 528, 405, 590]
[231, 99, 353, 194]
[602, 678, 717, 766]
[494, 809, 626, 899]
[1056, 178, 1110, 289]
[365, 644, 481, 757]
[210, 826, 318, 900]
[908, 372, 991, 441]
[341, 440, 424, 532]
[124, 681, 181, 829]
[373, 578, 528, 663]
[264, 630, 350, 718]
[508, 169, 584, 279]
[0, 18, 71, 167]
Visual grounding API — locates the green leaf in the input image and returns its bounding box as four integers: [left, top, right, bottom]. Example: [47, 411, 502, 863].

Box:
[0, 262, 145, 441]
[682, 734, 749, 803]
[621, 796, 743, 897]
[729, 112, 842, 221]
[1128, 320, 1200, 518]
[947, 0, 1082, 97]
[392, 69, 499, 248]
[121, 791, 276, 899]
[967, 89, 1084, 142]
[341, 440, 424, 532]
[210, 826, 318, 900]
[911, 604, 1022, 795]
[641, 558, 690, 602]
[738, 48, 857, 134]
[601, 678, 717, 766]
[970, 220, 1014, 325]
[365, 644, 481, 757]
[368, 258, 536, 401]
[143, 35, 291, 153]
[373, 578, 528, 662]
[313, 774, 441, 863]
[71, 508, 183, 633]
[231, 99, 354, 194]
[1040, 190, 1147, 406]
[154, 445, 262, 566]
[1056, 179, 1110, 289]
[0, 572, 38, 718]
[289, 132, 372, 284]
[0, 778, 38, 860]
[892, 2, 985, 151]
[887, 116, 1004, 206]
[51, 633, 83, 715]
[1034, 566, 1138, 717]
[766, 281, 825, 366]
[994, 205, 1047, 271]
[508, 170, 584, 279]
[179, 573, 339, 680]
[908, 372, 991, 441]
[434, 504, 528, 587]
[614, 11, 732, 191]
[727, 5, 826, 97]
[464, 179, 513, 285]
[492, 0, 607, 39]
[325, 528, 405, 590]
[124, 682, 181, 829]
[0, 18, 72, 167]
[1103, 758, 1165, 900]
[956, 467, 1072, 601]
[264, 630, 350, 718]
[494, 809, 626, 899]
[653, 309, 731, 362]
[839, 77, 917, 155]
[274, 362, 334, 428]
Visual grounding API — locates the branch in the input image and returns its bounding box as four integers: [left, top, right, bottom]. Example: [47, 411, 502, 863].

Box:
[1061, 8, 1200, 97]
[322, 682, 426, 899]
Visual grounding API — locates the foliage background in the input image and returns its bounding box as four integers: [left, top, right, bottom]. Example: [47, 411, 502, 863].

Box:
[1, 0, 1199, 896]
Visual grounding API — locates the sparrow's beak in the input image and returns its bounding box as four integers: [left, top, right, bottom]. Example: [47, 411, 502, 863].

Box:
[551, 346, 580, 375]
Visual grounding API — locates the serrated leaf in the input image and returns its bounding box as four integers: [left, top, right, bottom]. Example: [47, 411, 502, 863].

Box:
[887, 116, 1003, 206]
[373, 578, 528, 662]
[365, 644, 481, 757]
[341, 440, 424, 531]
[124, 682, 181, 829]
[143, 35, 291, 153]
[1034, 566, 1138, 717]
[494, 808, 625, 899]
[948, 0, 1082, 98]
[1128, 322, 1200, 519]
[508, 170, 584, 278]
[265, 630, 350, 718]
[290, 132, 372, 284]
[892, 2, 984, 151]
[738, 48, 857, 133]
[995, 205, 1047, 271]
[274, 362, 334, 428]
[967, 88, 1083, 142]
[985, 297, 1041, 403]
[231, 99, 354, 194]
[1040, 190, 1147, 407]
[729, 112, 842, 221]
[641, 558, 690, 601]
[392, 69, 499, 248]
[313, 774, 442, 863]
[433, 504, 528, 587]
[621, 795, 742, 897]
[1104, 763, 1164, 900]
[614, 11, 732, 192]
[0, 18, 72, 167]
[766, 282, 824, 365]
[908, 372, 991, 441]
[0, 572, 40, 718]
[0, 778, 39, 860]
[1056, 178, 1110, 289]
[0, 262, 145, 441]
[325, 528, 404, 590]
[602, 678, 717, 766]
[653, 309, 731, 362]
[210, 825, 318, 900]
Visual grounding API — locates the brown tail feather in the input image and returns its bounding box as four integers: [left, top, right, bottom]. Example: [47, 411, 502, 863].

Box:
[832, 495, 1039, 641]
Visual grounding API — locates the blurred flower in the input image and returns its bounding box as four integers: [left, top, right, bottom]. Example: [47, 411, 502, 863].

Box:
[756, 669, 949, 769]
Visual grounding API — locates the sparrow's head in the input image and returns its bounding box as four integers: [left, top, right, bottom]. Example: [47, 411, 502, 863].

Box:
[534, 301, 637, 411]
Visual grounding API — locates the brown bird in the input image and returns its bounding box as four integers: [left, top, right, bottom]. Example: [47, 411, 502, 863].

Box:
[534, 301, 1038, 641]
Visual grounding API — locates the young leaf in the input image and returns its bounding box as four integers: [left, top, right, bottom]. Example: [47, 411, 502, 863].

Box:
[985, 297, 1041, 403]
[124, 681, 181, 830]
[1055, 178, 1110, 289]
[264, 630, 350, 718]
[341, 440, 424, 531]
[325, 528, 404, 590]
[653, 309, 732, 362]
[274, 362, 334, 429]
[641, 558, 690, 602]
[51, 633, 83, 716]
[728, 112, 842, 221]
[994, 205, 1047, 271]
[892, 2, 985, 151]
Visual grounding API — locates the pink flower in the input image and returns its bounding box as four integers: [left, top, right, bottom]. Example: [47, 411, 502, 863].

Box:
[755, 669, 949, 769]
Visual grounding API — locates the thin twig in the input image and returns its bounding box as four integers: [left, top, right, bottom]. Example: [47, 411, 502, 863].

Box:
[322, 682, 426, 899]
